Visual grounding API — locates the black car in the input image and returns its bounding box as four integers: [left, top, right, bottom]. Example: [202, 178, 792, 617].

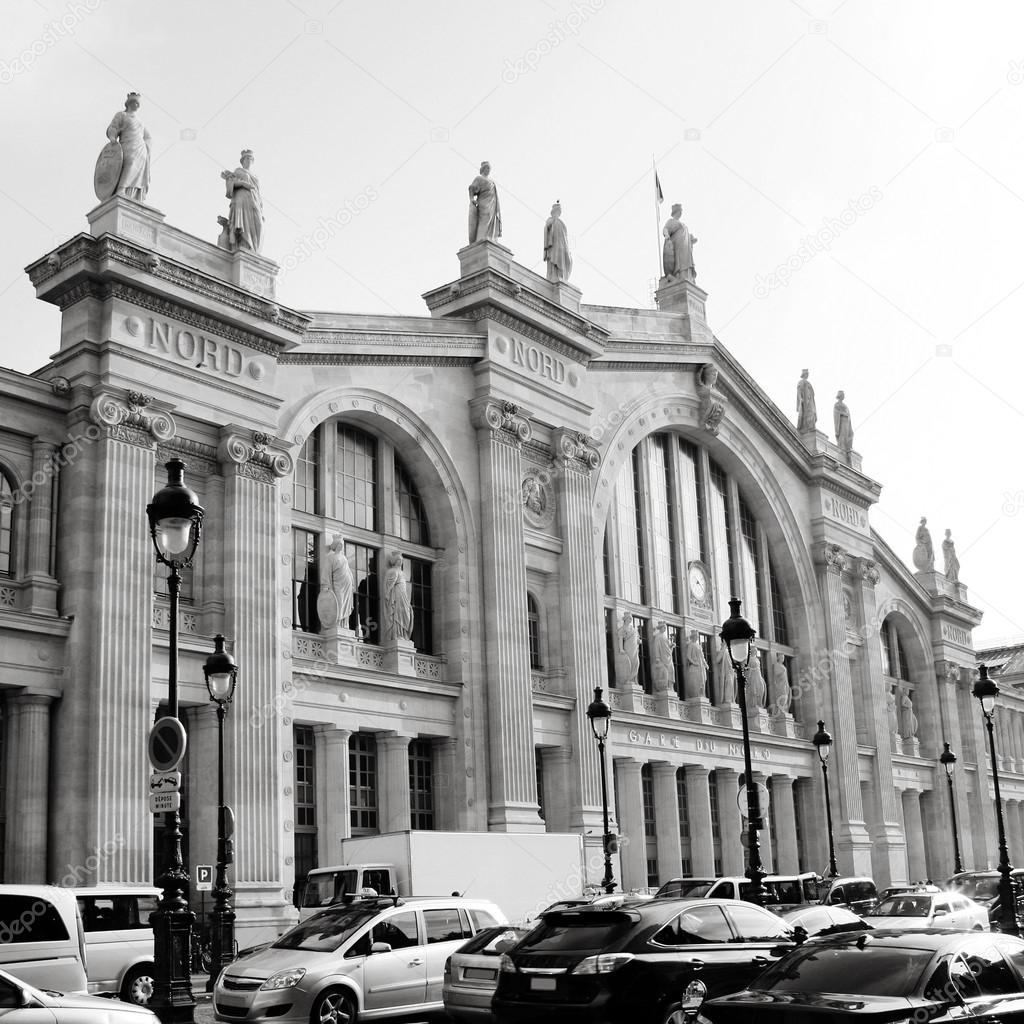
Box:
[491, 897, 798, 1024]
[685, 928, 1024, 1023]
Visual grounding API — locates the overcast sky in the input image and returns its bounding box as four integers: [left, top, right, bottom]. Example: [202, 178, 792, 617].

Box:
[2, 0, 1022, 646]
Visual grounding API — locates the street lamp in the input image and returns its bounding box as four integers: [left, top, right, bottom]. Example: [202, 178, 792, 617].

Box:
[973, 664, 1019, 936]
[203, 634, 237, 990]
[939, 742, 964, 876]
[147, 459, 203, 1022]
[811, 720, 839, 879]
[586, 686, 616, 894]
[720, 597, 766, 904]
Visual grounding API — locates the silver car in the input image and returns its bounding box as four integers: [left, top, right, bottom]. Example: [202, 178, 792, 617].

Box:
[0, 966, 157, 1022]
[214, 895, 506, 1023]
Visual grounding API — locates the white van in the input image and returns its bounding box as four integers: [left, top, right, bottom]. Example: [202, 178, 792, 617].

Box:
[0, 885, 88, 993]
[73, 886, 159, 1005]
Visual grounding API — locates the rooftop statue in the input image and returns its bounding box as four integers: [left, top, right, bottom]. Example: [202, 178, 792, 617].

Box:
[796, 368, 817, 432]
[220, 149, 264, 254]
[833, 390, 853, 452]
[661, 203, 697, 282]
[943, 529, 960, 582]
[468, 161, 501, 243]
[94, 92, 151, 202]
[543, 201, 572, 282]
[912, 517, 935, 573]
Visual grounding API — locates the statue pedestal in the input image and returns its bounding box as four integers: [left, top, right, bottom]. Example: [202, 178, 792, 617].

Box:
[719, 703, 743, 730]
[748, 708, 772, 734]
[320, 627, 359, 668]
[891, 733, 903, 755]
[614, 686, 646, 713]
[902, 736, 920, 757]
[771, 712, 796, 738]
[382, 638, 417, 677]
[682, 697, 715, 725]
[650, 691, 680, 719]
[653, 277, 710, 342]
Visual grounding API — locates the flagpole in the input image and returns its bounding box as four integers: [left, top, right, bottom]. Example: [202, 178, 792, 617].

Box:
[653, 156, 663, 300]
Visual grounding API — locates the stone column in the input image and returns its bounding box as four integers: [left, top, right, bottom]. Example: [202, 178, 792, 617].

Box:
[652, 763, 682, 880]
[901, 789, 927, 882]
[184, 704, 217, 908]
[615, 759, 646, 889]
[378, 733, 412, 833]
[771, 775, 799, 873]
[716, 768, 743, 876]
[1007, 799, 1024, 868]
[315, 727, 351, 867]
[432, 738, 458, 832]
[24, 440, 59, 614]
[219, 428, 294, 930]
[469, 400, 541, 830]
[4, 694, 53, 882]
[753, 771, 774, 873]
[685, 766, 714, 875]
[541, 747, 574, 833]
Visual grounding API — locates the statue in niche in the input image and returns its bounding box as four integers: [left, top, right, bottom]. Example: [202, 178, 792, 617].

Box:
[95, 92, 151, 202]
[899, 686, 918, 739]
[651, 621, 675, 693]
[833, 390, 853, 452]
[769, 652, 790, 714]
[887, 688, 899, 738]
[912, 517, 935, 572]
[661, 203, 697, 282]
[468, 160, 502, 243]
[796, 369, 817, 432]
[697, 363, 726, 434]
[319, 536, 353, 630]
[220, 149, 264, 253]
[943, 529, 960, 582]
[745, 653, 767, 710]
[715, 639, 736, 703]
[543, 201, 573, 282]
[381, 549, 414, 642]
[683, 630, 708, 699]
[615, 612, 640, 686]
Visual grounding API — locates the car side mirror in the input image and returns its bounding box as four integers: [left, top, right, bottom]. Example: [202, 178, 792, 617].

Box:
[681, 979, 707, 1023]
[792, 925, 809, 945]
[370, 941, 393, 954]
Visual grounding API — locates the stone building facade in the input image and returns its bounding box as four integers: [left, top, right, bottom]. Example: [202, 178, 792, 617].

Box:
[0, 195, 1017, 941]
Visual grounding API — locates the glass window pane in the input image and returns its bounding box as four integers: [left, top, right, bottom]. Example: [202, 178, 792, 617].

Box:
[336, 425, 377, 531]
[649, 435, 678, 612]
[294, 431, 321, 514]
[347, 543, 380, 644]
[708, 461, 736, 611]
[614, 451, 647, 604]
[395, 459, 430, 546]
[350, 733, 378, 833]
[408, 557, 433, 654]
[0, 474, 12, 577]
[292, 529, 320, 633]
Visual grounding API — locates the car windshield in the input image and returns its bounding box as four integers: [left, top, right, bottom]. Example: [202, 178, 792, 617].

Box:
[950, 877, 999, 902]
[274, 906, 379, 952]
[871, 896, 931, 917]
[756, 943, 935, 996]
[657, 880, 714, 898]
[457, 926, 528, 956]
[517, 913, 634, 953]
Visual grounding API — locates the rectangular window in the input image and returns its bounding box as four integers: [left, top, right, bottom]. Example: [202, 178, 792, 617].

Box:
[793, 780, 806, 872]
[642, 765, 658, 887]
[737, 496, 765, 635]
[635, 615, 651, 693]
[880, 621, 893, 677]
[527, 596, 542, 670]
[347, 542, 379, 644]
[292, 529, 321, 633]
[708, 463, 736, 610]
[294, 430, 321, 514]
[336, 425, 377, 531]
[395, 462, 429, 545]
[293, 725, 317, 902]
[649, 435, 678, 612]
[350, 733, 378, 833]
[408, 557, 433, 655]
[605, 608, 618, 688]
[535, 747, 545, 823]
[677, 768, 690, 839]
[769, 556, 789, 645]
[708, 769, 722, 876]
[677, 440, 707, 564]
[614, 453, 647, 604]
[409, 738, 434, 831]
[670, 625, 684, 698]
[0, 477, 12, 577]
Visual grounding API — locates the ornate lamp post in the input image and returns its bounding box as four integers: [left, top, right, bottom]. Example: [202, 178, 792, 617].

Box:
[811, 720, 839, 879]
[720, 598, 766, 905]
[973, 665, 1019, 936]
[147, 459, 204, 1022]
[203, 634, 237, 990]
[939, 742, 964, 876]
[586, 687, 616, 894]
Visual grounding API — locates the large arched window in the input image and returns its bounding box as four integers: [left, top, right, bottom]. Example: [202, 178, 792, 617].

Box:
[292, 422, 436, 654]
[0, 472, 13, 578]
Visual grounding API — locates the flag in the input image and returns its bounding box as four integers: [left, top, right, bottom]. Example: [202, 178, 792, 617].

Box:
[655, 170, 664, 204]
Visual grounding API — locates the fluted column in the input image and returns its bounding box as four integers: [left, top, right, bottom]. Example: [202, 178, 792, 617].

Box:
[716, 768, 743, 876]
[753, 771, 774, 873]
[771, 775, 799, 873]
[685, 766, 714, 875]
[542, 747, 574, 833]
[901, 789, 927, 882]
[219, 428, 293, 912]
[315, 727, 351, 866]
[470, 400, 541, 830]
[378, 733, 412, 833]
[432, 738, 458, 832]
[5, 695, 53, 881]
[1007, 799, 1024, 868]
[652, 763, 682, 879]
[24, 439, 59, 614]
[615, 759, 645, 889]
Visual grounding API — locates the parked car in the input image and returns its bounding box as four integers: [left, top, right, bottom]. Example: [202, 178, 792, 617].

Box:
[539, 892, 651, 916]
[778, 903, 870, 938]
[0, 967, 158, 1022]
[442, 924, 530, 1022]
[816, 875, 879, 914]
[865, 890, 989, 931]
[491, 897, 799, 1023]
[654, 872, 819, 909]
[0, 885, 88, 994]
[73, 885, 160, 1005]
[681, 929, 1024, 1023]
[877, 882, 940, 902]
[213, 894, 506, 1023]
[948, 869, 1024, 929]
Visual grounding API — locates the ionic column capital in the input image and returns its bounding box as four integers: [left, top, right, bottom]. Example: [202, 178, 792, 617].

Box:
[88, 389, 176, 446]
[218, 426, 293, 480]
[469, 399, 532, 448]
[552, 427, 600, 474]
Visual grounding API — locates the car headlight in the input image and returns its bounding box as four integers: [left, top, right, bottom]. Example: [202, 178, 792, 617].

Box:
[260, 968, 307, 991]
[571, 953, 635, 974]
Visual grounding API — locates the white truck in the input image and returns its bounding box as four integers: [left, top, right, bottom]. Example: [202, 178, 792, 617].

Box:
[299, 830, 588, 925]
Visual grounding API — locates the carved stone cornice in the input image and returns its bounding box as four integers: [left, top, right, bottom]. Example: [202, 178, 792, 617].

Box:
[218, 428, 293, 482]
[552, 427, 601, 474]
[858, 558, 881, 587]
[88, 390, 175, 447]
[157, 438, 219, 478]
[469, 399, 532, 448]
[822, 542, 849, 575]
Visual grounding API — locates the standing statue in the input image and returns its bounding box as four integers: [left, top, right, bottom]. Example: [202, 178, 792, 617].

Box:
[615, 612, 640, 686]
[543, 201, 572, 282]
[319, 536, 354, 630]
[887, 688, 899, 739]
[468, 161, 502, 243]
[381, 550, 414, 642]
[715, 639, 736, 703]
[769, 652, 790, 714]
[683, 631, 708, 700]
[912, 517, 935, 572]
[833, 391, 853, 452]
[745, 654, 766, 710]
[220, 149, 264, 253]
[94, 92, 151, 202]
[697, 364, 726, 434]
[943, 529, 960, 582]
[651, 621, 675, 693]
[899, 687, 918, 739]
[796, 369, 817, 432]
[661, 204, 697, 281]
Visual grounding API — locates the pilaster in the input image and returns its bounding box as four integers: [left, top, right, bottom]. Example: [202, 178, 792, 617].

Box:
[652, 763, 682, 879]
[5, 695, 53, 882]
[23, 440, 59, 615]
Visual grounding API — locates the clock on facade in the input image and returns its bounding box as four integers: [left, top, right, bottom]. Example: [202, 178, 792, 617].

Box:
[688, 562, 710, 604]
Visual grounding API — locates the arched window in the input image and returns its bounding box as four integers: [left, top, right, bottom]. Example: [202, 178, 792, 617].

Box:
[0, 473, 13, 577]
[526, 594, 542, 670]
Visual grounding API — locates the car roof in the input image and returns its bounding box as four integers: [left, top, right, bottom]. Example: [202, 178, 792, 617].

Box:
[809, 927, 981, 950]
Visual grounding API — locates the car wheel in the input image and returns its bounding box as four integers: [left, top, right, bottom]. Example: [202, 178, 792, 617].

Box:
[658, 1003, 688, 1024]
[310, 988, 357, 1024]
[121, 964, 155, 1006]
